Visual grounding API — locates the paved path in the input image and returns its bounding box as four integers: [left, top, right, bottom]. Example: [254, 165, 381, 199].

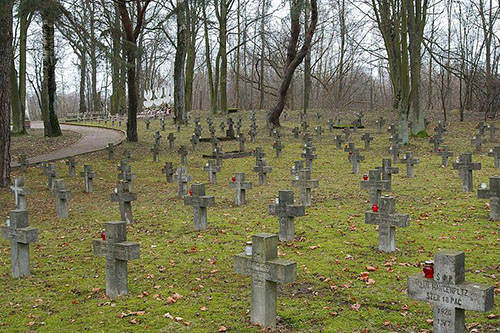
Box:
[11, 122, 125, 168]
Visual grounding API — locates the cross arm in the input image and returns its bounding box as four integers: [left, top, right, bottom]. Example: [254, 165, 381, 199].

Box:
[477, 189, 498, 199]
[1, 226, 38, 244]
[407, 274, 494, 312]
[234, 253, 252, 277]
[286, 205, 305, 217]
[200, 196, 216, 207]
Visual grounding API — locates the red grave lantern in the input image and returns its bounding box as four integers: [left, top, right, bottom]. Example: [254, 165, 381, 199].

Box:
[363, 174, 368, 181]
[273, 142, 276, 146]
[423, 261, 434, 278]
[344, 144, 348, 149]
[189, 190, 193, 196]
[438, 147, 441, 152]
[372, 204, 379, 212]
[232, 176, 236, 182]
[101, 230, 106, 241]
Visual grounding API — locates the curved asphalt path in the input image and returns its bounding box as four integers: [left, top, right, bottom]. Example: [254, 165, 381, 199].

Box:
[11, 122, 126, 168]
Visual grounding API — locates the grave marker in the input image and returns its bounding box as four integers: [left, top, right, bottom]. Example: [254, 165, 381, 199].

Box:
[80, 165, 97, 193]
[488, 147, 500, 168]
[238, 134, 246, 152]
[401, 152, 419, 177]
[111, 181, 137, 224]
[46, 163, 59, 190]
[268, 190, 305, 241]
[253, 158, 272, 185]
[162, 162, 174, 182]
[292, 168, 318, 206]
[360, 169, 391, 206]
[54, 179, 71, 218]
[173, 166, 193, 197]
[184, 183, 215, 231]
[272, 140, 284, 158]
[18, 155, 28, 172]
[190, 133, 199, 151]
[290, 160, 304, 176]
[477, 176, 500, 220]
[334, 135, 345, 150]
[437, 146, 454, 167]
[168, 133, 176, 150]
[452, 153, 481, 192]
[351, 148, 365, 174]
[292, 127, 300, 138]
[107, 143, 115, 159]
[487, 123, 497, 141]
[470, 136, 484, 153]
[10, 177, 29, 210]
[229, 173, 252, 206]
[151, 143, 160, 162]
[178, 145, 188, 165]
[361, 132, 374, 150]
[376, 117, 385, 133]
[301, 146, 317, 172]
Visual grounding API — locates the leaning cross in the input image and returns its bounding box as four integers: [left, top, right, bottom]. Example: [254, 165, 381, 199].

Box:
[407, 250, 494, 333]
[268, 190, 305, 242]
[184, 183, 215, 231]
[229, 173, 253, 206]
[477, 176, 500, 221]
[80, 165, 97, 193]
[10, 177, 29, 210]
[360, 169, 391, 207]
[401, 152, 419, 177]
[1, 210, 38, 278]
[292, 168, 319, 206]
[452, 153, 481, 192]
[365, 196, 409, 252]
[111, 181, 137, 224]
[233, 233, 296, 329]
[93, 221, 140, 298]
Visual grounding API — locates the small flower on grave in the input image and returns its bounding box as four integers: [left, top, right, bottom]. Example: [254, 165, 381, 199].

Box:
[481, 183, 487, 190]
[423, 260, 434, 278]
[101, 229, 106, 241]
[273, 142, 276, 146]
[372, 204, 379, 212]
[344, 145, 348, 149]
[363, 174, 368, 181]
[231, 176, 236, 182]
[189, 190, 193, 196]
[6, 218, 10, 227]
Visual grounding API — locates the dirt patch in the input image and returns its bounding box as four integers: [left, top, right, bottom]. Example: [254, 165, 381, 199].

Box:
[10, 129, 82, 161]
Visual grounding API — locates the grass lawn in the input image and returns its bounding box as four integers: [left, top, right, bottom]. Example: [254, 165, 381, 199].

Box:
[1, 110, 498, 332]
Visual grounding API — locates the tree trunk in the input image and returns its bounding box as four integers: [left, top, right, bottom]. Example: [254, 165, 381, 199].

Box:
[11, 57, 22, 133]
[174, 0, 187, 124]
[0, 1, 13, 187]
[79, 54, 87, 113]
[219, 0, 228, 113]
[259, 0, 266, 110]
[185, 1, 196, 113]
[203, 1, 216, 113]
[303, 1, 311, 114]
[110, 3, 121, 115]
[18, 9, 28, 132]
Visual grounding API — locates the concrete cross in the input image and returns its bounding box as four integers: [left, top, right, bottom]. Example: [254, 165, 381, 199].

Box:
[184, 183, 215, 231]
[248, 128, 256, 143]
[167, 133, 176, 150]
[488, 147, 500, 168]
[160, 118, 166, 131]
[452, 153, 481, 192]
[117, 164, 136, 184]
[487, 123, 498, 141]
[80, 165, 97, 193]
[351, 148, 365, 174]
[177, 145, 188, 165]
[18, 155, 28, 172]
[401, 152, 419, 177]
[190, 133, 199, 152]
[314, 126, 323, 140]
[234, 233, 296, 328]
[268, 190, 305, 241]
[375, 159, 399, 184]
[39, 161, 49, 175]
[54, 179, 71, 218]
[238, 134, 246, 152]
[272, 140, 284, 158]
[111, 181, 137, 224]
[93, 221, 140, 298]
[334, 135, 345, 150]
[477, 176, 500, 220]
[203, 160, 221, 184]
[476, 121, 487, 136]
[343, 127, 351, 141]
[316, 112, 321, 122]
[153, 131, 162, 145]
[470, 136, 484, 153]
[162, 162, 174, 182]
[389, 133, 403, 146]
[124, 150, 132, 161]
[213, 146, 224, 167]
[407, 250, 494, 333]
[292, 168, 319, 206]
[292, 127, 300, 138]
[387, 123, 397, 136]
[46, 163, 60, 190]
[173, 166, 193, 197]
[301, 121, 309, 133]
[10, 177, 29, 210]
[388, 143, 401, 164]
[365, 196, 409, 252]
[376, 117, 386, 133]
[226, 118, 235, 138]
[290, 160, 304, 176]
[219, 121, 226, 134]
[253, 158, 272, 185]
[151, 143, 160, 162]
[360, 169, 391, 206]
[301, 146, 317, 172]
[361, 132, 374, 150]
[344, 142, 355, 161]
[1, 210, 38, 278]
[144, 117, 150, 130]
[235, 120, 242, 136]
[327, 119, 335, 132]
[253, 147, 266, 163]
[437, 146, 454, 167]
[229, 172, 253, 206]
[107, 143, 115, 159]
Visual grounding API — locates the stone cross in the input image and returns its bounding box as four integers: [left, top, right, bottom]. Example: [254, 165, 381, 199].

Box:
[334, 135, 345, 150]
[80, 165, 97, 193]
[124, 150, 132, 161]
[10, 177, 29, 210]
[39, 161, 49, 175]
[233, 233, 296, 328]
[365, 196, 409, 252]
[18, 155, 28, 172]
[117, 164, 136, 184]
[144, 117, 150, 130]
[54, 179, 71, 218]
[107, 143, 115, 159]
[290, 160, 304, 176]
[93, 221, 140, 298]
[477, 176, 500, 220]
[151, 143, 160, 162]
[344, 142, 355, 162]
[178, 145, 188, 165]
[476, 122, 487, 136]
[387, 123, 397, 136]
[361, 132, 374, 150]
[376, 158, 399, 184]
[389, 133, 403, 146]
[1, 210, 38, 278]
[219, 121, 226, 134]
[213, 146, 224, 167]
[203, 159, 220, 184]
[316, 112, 321, 122]
[470, 136, 484, 153]
[314, 126, 323, 140]
[292, 168, 319, 206]
[229, 172, 252, 206]
[437, 146, 454, 167]
[210, 136, 219, 151]
[351, 148, 365, 174]
[173, 166, 193, 197]
[301, 146, 317, 172]
[268, 190, 305, 241]
[111, 181, 137, 224]
[488, 147, 500, 167]
[328, 119, 334, 132]
[360, 169, 391, 206]
[253, 158, 272, 185]
[238, 134, 246, 152]
[434, 121, 446, 136]
[162, 162, 174, 182]
[292, 127, 300, 138]
[343, 127, 351, 141]
[167, 133, 176, 150]
[401, 152, 419, 177]
[160, 118, 166, 131]
[248, 127, 256, 143]
[407, 250, 494, 333]
[389, 143, 401, 164]
[452, 153, 481, 192]
[184, 183, 215, 231]
[190, 133, 199, 151]
[46, 163, 59, 190]
[487, 123, 497, 141]
[253, 147, 266, 163]
[272, 140, 284, 158]
[301, 121, 309, 133]
[153, 131, 162, 146]
[226, 118, 235, 138]
[376, 117, 386, 133]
